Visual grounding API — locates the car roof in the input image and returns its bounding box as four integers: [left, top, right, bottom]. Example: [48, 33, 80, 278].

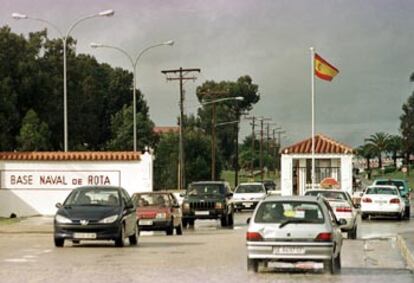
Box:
[263, 195, 320, 202]
[190, 181, 228, 185]
[374, 178, 407, 183]
[367, 185, 398, 189]
[305, 189, 345, 193]
[132, 191, 171, 195]
[74, 185, 123, 191]
[238, 182, 264, 186]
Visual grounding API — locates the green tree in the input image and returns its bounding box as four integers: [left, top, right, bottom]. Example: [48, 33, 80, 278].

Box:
[356, 144, 376, 178]
[387, 135, 403, 168]
[400, 77, 414, 171]
[364, 132, 390, 169]
[16, 109, 50, 150]
[154, 132, 179, 190]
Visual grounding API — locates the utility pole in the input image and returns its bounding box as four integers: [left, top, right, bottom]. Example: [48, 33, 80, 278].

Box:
[259, 117, 271, 181]
[245, 116, 257, 178]
[275, 129, 286, 174]
[200, 90, 229, 181]
[161, 67, 200, 190]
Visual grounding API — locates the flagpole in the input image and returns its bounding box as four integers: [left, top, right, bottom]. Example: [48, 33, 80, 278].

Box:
[310, 46, 315, 188]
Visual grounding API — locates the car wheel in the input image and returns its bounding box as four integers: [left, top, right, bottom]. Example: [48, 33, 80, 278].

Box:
[115, 224, 125, 247]
[182, 219, 189, 228]
[228, 212, 234, 227]
[405, 207, 410, 219]
[247, 258, 259, 272]
[54, 237, 64, 247]
[325, 252, 341, 274]
[129, 225, 139, 245]
[176, 221, 183, 235]
[361, 213, 368, 220]
[348, 226, 357, 240]
[166, 220, 174, 236]
[188, 219, 195, 227]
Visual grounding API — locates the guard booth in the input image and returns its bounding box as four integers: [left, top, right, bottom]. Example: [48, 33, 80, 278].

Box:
[280, 134, 354, 196]
[0, 151, 153, 217]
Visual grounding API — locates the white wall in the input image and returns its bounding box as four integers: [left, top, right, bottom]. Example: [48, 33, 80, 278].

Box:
[0, 152, 153, 217]
[281, 155, 292, 196]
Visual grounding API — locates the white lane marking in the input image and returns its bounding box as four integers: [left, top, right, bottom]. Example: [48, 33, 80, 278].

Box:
[4, 258, 34, 263]
[40, 249, 52, 254]
[23, 255, 37, 259]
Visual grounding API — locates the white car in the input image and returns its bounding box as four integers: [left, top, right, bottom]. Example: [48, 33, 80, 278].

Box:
[361, 185, 405, 220]
[304, 189, 359, 239]
[232, 182, 267, 211]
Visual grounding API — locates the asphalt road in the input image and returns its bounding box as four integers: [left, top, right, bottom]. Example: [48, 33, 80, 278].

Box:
[0, 212, 413, 283]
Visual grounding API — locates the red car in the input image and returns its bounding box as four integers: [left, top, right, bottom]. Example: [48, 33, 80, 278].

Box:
[132, 192, 183, 235]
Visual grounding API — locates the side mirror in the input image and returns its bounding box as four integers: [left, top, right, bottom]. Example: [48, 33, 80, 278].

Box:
[246, 217, 251, 224]
[125, 202, 134, 209]
[55, 203, 62, 209]
[337, 218, 347, 226]
[227, 192, 233, 198]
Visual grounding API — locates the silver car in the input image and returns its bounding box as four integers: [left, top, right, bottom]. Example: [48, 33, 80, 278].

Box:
[246, 196, 345, 274]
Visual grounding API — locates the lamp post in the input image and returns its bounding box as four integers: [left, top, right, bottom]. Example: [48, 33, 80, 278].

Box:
[201, 97, 243, 180]
[12, 10, 115, 152]
[91, 40, 174, 151]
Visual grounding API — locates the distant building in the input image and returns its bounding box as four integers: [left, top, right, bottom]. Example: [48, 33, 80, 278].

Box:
[280, 134, 354, 196]
[153, 126, 179, 135]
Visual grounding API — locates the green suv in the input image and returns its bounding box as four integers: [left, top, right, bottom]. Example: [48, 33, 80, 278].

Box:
[373, 179, 411, 219]
[181, 181, 234, 227]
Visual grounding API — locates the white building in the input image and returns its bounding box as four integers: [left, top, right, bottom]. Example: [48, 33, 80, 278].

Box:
[0, 151, 153, 217]
[280, 134, 354, 196]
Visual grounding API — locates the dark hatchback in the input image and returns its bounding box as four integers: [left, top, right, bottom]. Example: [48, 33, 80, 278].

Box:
[54, 186, 138, 247]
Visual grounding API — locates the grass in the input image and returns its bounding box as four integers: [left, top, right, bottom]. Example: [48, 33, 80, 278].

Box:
[0, 217, 20, 225]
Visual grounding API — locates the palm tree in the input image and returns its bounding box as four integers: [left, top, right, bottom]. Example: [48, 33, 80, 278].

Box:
[356, 144, 376, 173]
[364, 132, 390, 169]
[387, 135, 403, 168]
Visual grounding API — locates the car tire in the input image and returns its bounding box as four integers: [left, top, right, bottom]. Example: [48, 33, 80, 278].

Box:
[182, 219, 189, 228]
[54, 237, 64, 247]
[115, 224, 125, 247]
[361, 213, 368, 220]
[176, 222, 183, 235]
[228, 212, 234, 227]
[220, 214, 228, 227]
[325, 254, 341, 274]
[247, 258, 259, 272]
[166, 220, 174, 236]
[188, 219, 195, 227]
[405, 207, 410, 219]
[129, 225, 138, 245]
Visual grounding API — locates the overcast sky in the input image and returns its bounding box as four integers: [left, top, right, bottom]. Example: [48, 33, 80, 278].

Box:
[2, 0, 414, 147]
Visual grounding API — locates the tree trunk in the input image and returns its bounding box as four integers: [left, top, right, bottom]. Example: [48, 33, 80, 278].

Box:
[378, 154, 382, 169]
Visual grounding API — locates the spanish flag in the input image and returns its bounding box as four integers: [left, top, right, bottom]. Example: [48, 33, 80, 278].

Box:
[314, 53, 339, 81]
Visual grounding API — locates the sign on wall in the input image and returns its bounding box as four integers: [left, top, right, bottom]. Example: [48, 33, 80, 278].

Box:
[1, 170, 121, 190]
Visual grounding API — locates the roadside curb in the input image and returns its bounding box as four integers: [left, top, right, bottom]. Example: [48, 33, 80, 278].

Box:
[397, 233, 414, 270]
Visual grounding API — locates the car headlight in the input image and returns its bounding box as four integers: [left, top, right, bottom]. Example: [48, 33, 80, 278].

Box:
[183, 203, 190, 210]
[55, 214, 72, 224]
[98, 215, 119, 224]
[215, 202, 223, 209]
[156, 212, 167, 219]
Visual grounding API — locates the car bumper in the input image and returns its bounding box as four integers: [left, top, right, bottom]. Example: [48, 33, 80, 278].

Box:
[361, 205, 403, 214]
[247, 241, 334, 261]
[54, 222, 121, 240]
[233, 200, 259, 210]
[182, 209, 224, 220]
[138, 219, 172, 231]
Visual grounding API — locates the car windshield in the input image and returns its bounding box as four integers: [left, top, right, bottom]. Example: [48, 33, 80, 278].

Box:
[65, 189, 120, 206]
[254, 201, 324, 224]
[133, 194, 170, 207]
[235, 185, 265, 194]
[366, 187, 398, 195]
[306, 191, 347, 201]
[187, 184, 225, 196]
[375, 180, 405, 190]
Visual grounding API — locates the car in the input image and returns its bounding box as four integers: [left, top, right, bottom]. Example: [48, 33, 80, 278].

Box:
[54, 186, 138, 247]
[372, 179, 411, 219]
[132, 192, 183, 235]
[246, 195, 345, 274]
[181, 181, 234, 227]
[304, 189, 359, 239]
[259, 179, 277, 192]
[232, 182, 267, 211]
[360, 185, 405, 220]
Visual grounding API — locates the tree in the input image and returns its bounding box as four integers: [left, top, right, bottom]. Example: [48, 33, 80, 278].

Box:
[364, 132, 390, 169]
[153, 132, 179, 190]
[16, 109, 50, 150]
[387, 135, 403, 168]
[400, 77, 414, 172]
[356, 144, 376, 179]
[195, 76, 260, 169]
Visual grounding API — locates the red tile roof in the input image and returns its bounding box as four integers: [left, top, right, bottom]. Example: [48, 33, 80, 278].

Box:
[0, 152, 140, 161]
[153, 126, 179, 134]
[281, 134, 353, 154]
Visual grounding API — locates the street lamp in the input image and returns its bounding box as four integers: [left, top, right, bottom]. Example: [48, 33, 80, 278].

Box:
[91, 40, 174, 151]
[201, 96, 243, 181]
[12, 10, 115, 152]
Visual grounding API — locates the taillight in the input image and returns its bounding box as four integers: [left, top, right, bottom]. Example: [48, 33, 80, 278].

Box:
[315, 232, 332, 242]
[362, 197, 372, 203]
[246, 232, 263, 241]
[336, 207, 352, 212]
[390, 198, 400, 204]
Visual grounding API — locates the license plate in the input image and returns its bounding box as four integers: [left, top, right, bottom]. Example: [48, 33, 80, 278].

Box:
[375, 200, 386, 204]
[243, 202, 253, 207]
[195, 211, 209, 215]
[139, 219, 153, 226]
[273, 247, 305, 255]
[73, 233, 96, 239]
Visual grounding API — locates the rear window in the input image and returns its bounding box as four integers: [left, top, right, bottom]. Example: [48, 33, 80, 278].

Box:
[366, 187, 398, 195]
[235, 185, 265, 194]
[375, 180, 405, 189]
[254, 201, 324, 224]
[305, 191, 347, 201]
[187, 184, 226, 196]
